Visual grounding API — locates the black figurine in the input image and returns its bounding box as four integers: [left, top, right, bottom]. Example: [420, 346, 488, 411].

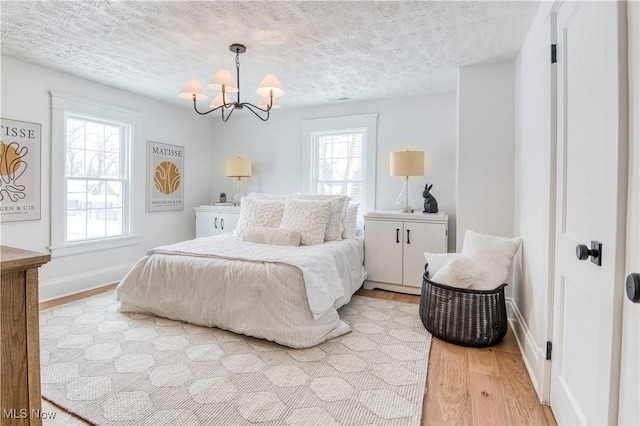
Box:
[422, 184, 439, 213]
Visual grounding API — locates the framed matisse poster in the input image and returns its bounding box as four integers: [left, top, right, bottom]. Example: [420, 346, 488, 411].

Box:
[147, 141, 184, 212]
[0, 118, 41, 222]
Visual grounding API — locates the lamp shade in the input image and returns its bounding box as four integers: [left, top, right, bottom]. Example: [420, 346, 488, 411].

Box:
[208, 68, 239, 93]
[179, 78, 208, 100]
[256, 74, 285, 98]
[225, 157, 252, 177]
[210, 93, 234, 109]
[390, 150, 424, 176]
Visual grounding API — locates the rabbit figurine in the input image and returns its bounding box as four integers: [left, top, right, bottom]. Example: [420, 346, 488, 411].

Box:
[423, 184, 439, 213]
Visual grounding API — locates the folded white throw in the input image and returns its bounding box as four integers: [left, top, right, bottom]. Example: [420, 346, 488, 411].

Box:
[242, 226, 301, 246]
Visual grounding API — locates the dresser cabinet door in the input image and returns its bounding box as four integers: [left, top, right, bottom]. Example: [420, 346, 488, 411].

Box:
[219, 212, 239, 234]
[195, 211, 218, 238]
[402, 222, 448, 288]
[364, 219, 403, 285]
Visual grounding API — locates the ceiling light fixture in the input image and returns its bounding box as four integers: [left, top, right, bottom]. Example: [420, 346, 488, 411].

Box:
[179, 43, 284, 122]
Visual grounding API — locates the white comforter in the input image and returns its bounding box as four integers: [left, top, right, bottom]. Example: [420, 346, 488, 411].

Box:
[115, 234, 366, 348]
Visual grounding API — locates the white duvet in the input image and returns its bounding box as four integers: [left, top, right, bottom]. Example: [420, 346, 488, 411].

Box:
[115, 233, 366, 348]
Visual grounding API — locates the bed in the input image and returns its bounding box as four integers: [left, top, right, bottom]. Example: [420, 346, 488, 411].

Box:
[115, 194, 365, 348]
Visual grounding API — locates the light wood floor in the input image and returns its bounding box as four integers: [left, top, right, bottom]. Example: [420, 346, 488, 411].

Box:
[40, 285, 556, 426]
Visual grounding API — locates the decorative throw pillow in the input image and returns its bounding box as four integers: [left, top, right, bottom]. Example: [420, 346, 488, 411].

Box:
[342, 202, 360, 239]
[423, 252, 463, 278]
[234, 198, 285, 238]
[241, 226, 301, 246]
[292, 195, 350, 241]
[431, 256, 485, 289]
[280, 198, 332, 246]
[461, 230, 522, 287]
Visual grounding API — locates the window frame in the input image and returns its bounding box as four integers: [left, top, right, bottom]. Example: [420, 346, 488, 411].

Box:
[302, 114, 377, 212]
[50, 92, 142, 258]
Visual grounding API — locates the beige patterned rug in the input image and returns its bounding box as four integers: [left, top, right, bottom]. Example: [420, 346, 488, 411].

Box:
[40, 293, 431, 425]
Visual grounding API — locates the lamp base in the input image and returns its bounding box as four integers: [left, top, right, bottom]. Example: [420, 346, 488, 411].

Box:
[395, 177, 415, 213]
[233, 177, 245, 206]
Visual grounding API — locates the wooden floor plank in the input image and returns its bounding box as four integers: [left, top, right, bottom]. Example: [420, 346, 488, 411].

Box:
[424, 339, 472, 425]
[468, 347, 500, 377]
[468, 371, 510, 425]
[497, 351, 550, 425]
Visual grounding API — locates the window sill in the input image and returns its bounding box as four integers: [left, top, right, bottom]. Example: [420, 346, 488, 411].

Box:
[49, 235, 142, 258]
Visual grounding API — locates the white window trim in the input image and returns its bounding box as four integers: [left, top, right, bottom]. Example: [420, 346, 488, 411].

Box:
[302, 114, 377, 212]
[50, 92, 142, 258]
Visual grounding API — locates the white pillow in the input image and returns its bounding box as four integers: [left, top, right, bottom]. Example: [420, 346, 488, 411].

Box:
[241, 226, 301, 246]
[461, 230, 522, 287]
[431, 256, 485, 289]
[342, 202, 359, 239]
[292, 195, 350, 241]
[423, 252, 463, 277]
[280, 199, 332, 246]
[234, 198, 285, 238]
[245, 192, 293, 201]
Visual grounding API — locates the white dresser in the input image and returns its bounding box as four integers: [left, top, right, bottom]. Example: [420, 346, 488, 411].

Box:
[363, 211, 448, 295]
[194, 205, 241, 238]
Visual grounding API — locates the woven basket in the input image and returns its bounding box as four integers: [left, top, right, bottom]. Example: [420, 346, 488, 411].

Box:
[419, 274, 508, 347]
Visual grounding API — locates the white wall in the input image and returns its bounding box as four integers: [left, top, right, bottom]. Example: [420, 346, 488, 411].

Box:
[210, 92, 459, 250]
[618, 2, 640, 424]
[457, 61, 516, 250]
[512, 1, 555, 399]
[0, 57, 212, 300]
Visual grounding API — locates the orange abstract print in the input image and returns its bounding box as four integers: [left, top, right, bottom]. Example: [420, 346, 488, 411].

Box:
[0, 141, 28, 201]
[153, 161, 181, 195]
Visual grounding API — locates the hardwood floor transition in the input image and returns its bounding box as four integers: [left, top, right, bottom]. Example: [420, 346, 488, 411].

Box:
[39, 285, 556, 425]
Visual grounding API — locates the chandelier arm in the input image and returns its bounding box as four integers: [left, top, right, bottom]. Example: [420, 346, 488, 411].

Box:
[192, 96, 225, 115]
[242, 102, 272, 113]
[222, 106, 235, 122]
[243, 103, 270, 121]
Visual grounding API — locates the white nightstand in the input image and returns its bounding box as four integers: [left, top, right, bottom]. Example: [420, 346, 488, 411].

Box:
[363, 210, 448, 295]
[194, 205, 241, 238]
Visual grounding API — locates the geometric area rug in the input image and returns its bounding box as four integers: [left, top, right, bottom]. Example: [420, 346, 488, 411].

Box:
[40, 293, 432, 425]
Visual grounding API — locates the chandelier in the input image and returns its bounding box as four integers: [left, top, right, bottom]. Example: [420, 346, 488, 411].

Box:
[179, 43, 284, 122]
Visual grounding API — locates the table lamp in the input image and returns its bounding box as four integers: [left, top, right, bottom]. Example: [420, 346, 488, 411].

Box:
[225, 157, 252, 205]
[390, 150, 424, 213]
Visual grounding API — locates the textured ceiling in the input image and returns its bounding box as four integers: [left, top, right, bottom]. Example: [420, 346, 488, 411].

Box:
[1, 1, 539, 110]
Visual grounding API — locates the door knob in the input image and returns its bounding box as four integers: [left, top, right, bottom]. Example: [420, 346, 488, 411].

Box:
[626, 273, 640, 303]
[575, 240, 602, 266]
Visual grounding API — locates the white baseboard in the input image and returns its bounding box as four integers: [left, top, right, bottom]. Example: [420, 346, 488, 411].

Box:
[39, 262, 134, 302]
[506, 298, 548, 403]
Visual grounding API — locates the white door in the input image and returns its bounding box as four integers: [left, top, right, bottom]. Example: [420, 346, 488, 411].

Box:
[402, 222, 447, 288]
[551, 1, 628, 424]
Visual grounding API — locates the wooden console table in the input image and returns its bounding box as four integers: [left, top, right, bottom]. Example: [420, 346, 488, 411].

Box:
[0, 246, 50, 426]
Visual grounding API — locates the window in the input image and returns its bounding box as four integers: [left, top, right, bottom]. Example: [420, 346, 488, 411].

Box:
[65, 116, 128, 241]
[51, 92, 142, 257]
[302, 114, 377, 212]
[314, 131, 364, 200]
